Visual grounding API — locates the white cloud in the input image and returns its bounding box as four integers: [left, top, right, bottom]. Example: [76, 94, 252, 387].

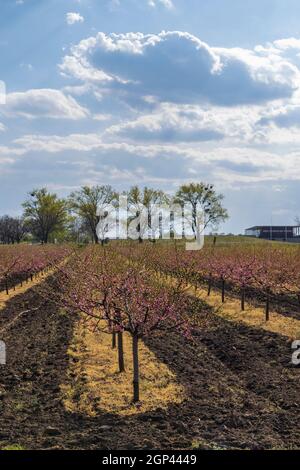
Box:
[20, 63, 33, 71]
[3, 89, 89, 120]
[60, 31, 299, 107]
[93, 113, 112, 121]
[0, 145, 26, 157]
[6, 130, 300, 187]
[66, 12, 84, 25]
[109, 0, 174, 9]
[60, 55, 112, 84]
[13, 133, 160, 155]
[273, 38, 300, 51]
[148, 0, 174, 9]
[3, 32, 300, 209]
[106, 102, 259, 143]
[14, 133, 103, 153]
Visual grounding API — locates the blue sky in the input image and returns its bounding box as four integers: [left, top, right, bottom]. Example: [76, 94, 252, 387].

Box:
[1, 0, 300, 233]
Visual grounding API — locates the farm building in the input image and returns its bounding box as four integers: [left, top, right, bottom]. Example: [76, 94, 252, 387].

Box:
[245, 226, 300, 242]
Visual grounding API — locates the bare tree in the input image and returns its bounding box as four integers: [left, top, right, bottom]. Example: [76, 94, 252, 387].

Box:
[174, 182, 229, 238]
[126, 186, 168, 242]
[0, 216, 27, 244]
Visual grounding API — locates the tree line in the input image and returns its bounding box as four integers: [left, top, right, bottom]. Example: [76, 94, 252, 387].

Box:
[0, 183, 229, 244]
[0, 216, 28, 245]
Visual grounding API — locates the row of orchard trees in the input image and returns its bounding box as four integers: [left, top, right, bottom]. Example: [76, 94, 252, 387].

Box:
[0, 183, 229, 244]
[116, 242, 300, 320]
[43, 246, 193, 402]
[0, 244, 70, 294]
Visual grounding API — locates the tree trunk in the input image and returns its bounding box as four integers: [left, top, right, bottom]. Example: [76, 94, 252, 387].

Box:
[207, 274, 212, 296]
[93, 229, 99, 244]
[221, 278, 225, 303]
[265, 293, 270, 321]
[241, 286, 245, 311]
[117, 332, 125, 373]
[112, 332, 116, 349]
[132, 334, 139, 402]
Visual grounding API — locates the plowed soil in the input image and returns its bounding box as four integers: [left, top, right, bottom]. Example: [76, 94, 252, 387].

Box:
[0, 281, 299, 450]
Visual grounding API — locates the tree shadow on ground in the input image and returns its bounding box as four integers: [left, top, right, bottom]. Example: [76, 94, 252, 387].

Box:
[0, 287, 299, 450]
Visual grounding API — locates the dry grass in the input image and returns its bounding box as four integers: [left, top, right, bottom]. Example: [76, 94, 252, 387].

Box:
[161, 273, 300, 339]
[0, 271, 50, 309]
[0, 257, 69, 310]
[61, 320, 185, 417]
[191, 285, 300, 339]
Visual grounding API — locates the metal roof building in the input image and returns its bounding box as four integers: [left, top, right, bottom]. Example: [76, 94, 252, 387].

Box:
[245, 226, 300, 241]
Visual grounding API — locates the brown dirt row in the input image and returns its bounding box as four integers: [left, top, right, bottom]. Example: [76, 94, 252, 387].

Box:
[152, 271, 300, 339]
[0, 279, 299, 449]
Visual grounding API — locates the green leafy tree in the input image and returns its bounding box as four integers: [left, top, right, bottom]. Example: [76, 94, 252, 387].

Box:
[22, 188, 68, 244]
[68, 186, 118, 244]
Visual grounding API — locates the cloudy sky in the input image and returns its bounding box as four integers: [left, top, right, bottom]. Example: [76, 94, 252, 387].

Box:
[1, 0, 300, 233]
